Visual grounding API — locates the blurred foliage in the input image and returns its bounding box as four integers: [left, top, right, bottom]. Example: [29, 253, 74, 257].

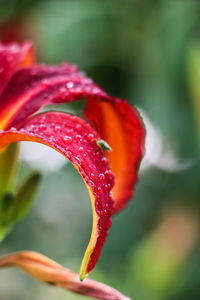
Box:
[0, 0, 200, 299]
[0, 144, 41, 242]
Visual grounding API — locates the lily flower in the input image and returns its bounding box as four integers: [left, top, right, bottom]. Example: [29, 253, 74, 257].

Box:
[0, 41, 144, 296]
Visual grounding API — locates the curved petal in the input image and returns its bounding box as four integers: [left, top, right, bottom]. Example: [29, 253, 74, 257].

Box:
[0, 64, 103, 130]
[0, 41, 34, 94]
[0, 112, 114, 279]
[0, 63, 144, 212]
[85, 98, 145, 212]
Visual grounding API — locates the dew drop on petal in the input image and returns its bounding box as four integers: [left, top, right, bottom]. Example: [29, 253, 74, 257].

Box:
[59, 87, 66, 93]
[90, 173, 95, 179]
[75, 134, 82, 141]
[104, 184, 108, 191]
[97, 187, 102, 193]
[73, 156, 81, 165]
[66, 151, 72, 159]
[10, 127, 17, 132]
[54, 125, 61, 133]
[76, 124, 82, 131]
[88, 180, 94, 188]
[99, 173, 105, 181]
[64, 136, 72, 144]
[66, 82, 74, 88]
[88, 133, 94, 141]
[41, 79, 50, 87]
[49, 136, 55, 143]
[101, 157, 108, 166]
[38, 124, 47, 131]
[19, 129, 26, 133]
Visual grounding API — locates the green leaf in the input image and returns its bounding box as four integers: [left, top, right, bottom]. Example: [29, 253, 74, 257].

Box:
[14, 171, 42, 222]
[1, 193, 15, 224]
[0, 193, 16, 242]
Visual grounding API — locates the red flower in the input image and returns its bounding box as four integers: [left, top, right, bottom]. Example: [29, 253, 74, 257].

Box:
[0, 41, 144, 281]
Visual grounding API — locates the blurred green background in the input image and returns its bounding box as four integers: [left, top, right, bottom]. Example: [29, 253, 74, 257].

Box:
[0, 0, 200, 299]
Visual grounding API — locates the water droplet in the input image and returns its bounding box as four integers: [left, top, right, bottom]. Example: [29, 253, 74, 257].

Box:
[76, 124, 82, 131]
[59, 87, 66, 93]
[41, 79, 50, 87]
[38, 124, 47, 132]
[104, 184, 108, 191]
[49, 136, 55, 143]
[88, 133, 94, 141]
[90, 173, 95, 179]
[88, 180, 94, 188]
[92, 87, 99, 94]
[54, 126, 61, 133]
[19, 129, 26, 133]
[75, 134, 82, 141]
[79, 147, 84, 152]
[66, 128, 73, 133]
[73, 156, 81, 164]
[10, 127, 17, 132]
[66, 151, 72, 159]
[105, 170, 113, 178]
[97, 187, 102, 193]
[66, 82, 74, 88]
[99, 174, 105, 181]
[64, 136, 72, 144]
[101, 157, 108, 166]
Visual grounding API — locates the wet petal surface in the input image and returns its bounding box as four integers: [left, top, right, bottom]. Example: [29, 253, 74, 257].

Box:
[0, 41, 34, 94]
[0, 111, 114, 279]
[0, 61, 144, 212]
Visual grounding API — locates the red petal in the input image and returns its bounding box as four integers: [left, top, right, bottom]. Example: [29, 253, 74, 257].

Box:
[0, 42, 34, 94]
[0, 62, 144, 212]
[0, 64, 104, 130]
[0, 112, 114, 279]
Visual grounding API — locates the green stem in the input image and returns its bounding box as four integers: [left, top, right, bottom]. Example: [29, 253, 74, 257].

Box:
[0, 143, 19, 206]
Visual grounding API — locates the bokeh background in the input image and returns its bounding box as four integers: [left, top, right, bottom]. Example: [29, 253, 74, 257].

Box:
[0, 0, 200, 299]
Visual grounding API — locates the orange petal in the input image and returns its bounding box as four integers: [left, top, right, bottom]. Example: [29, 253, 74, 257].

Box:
[85, 97, 145, 212]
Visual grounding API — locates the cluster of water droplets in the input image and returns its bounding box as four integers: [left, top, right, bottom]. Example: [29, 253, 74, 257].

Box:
[36, 72, 107, 106]
[20, 113, 114, 215]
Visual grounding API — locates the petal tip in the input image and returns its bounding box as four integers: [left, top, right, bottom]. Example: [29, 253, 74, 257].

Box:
[80, 262, 87, 281]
